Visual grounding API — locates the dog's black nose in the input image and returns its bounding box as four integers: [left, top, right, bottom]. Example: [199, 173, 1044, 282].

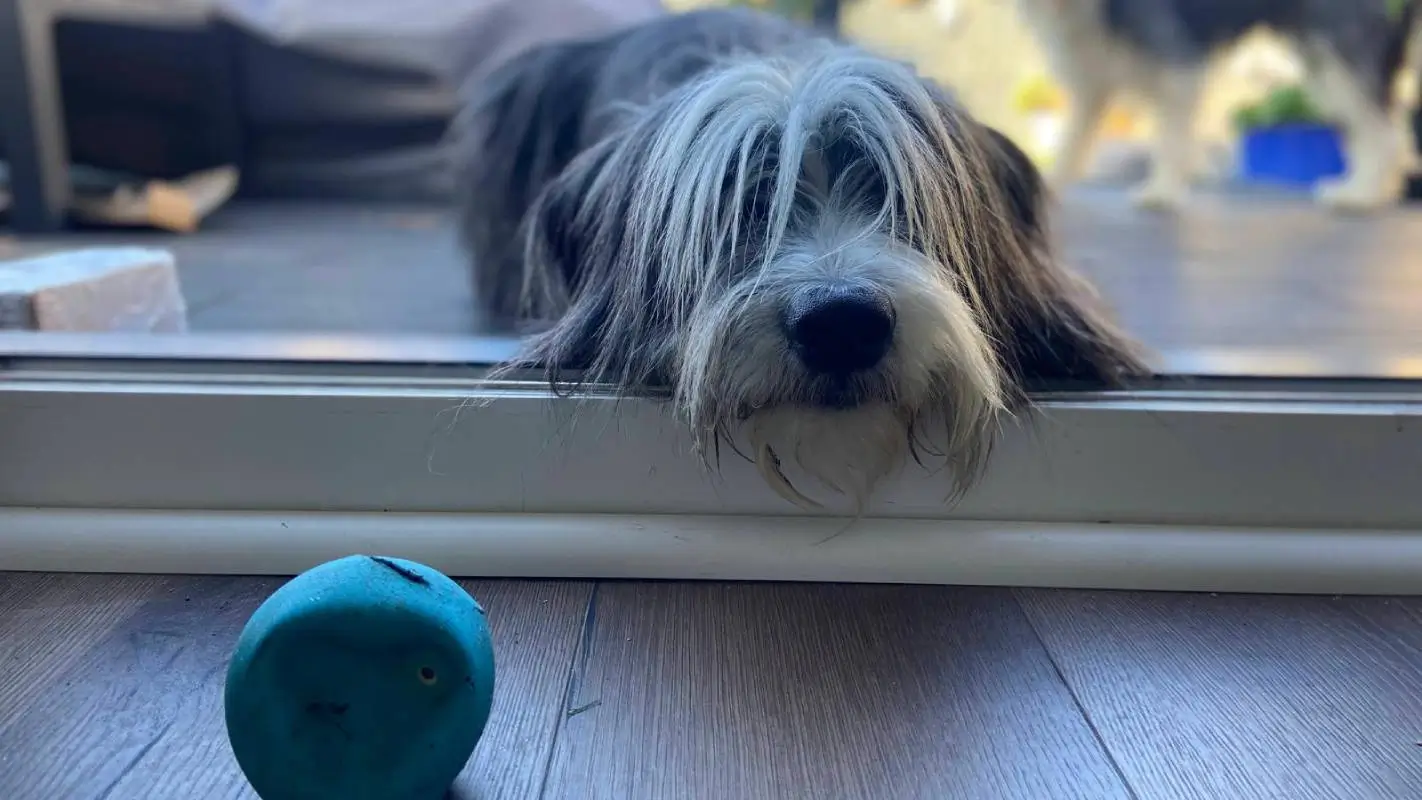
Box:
[785, 284, 895, 375]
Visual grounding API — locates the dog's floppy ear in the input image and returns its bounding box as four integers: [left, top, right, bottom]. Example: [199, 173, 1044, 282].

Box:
[517, 143, 622, 378]
[908, 80, 1050, 243]
[966, 121, 1151, 389]
[455, 36, 609, 334]
[976, 122, 1049, 244]
[524, 147, 607, 303]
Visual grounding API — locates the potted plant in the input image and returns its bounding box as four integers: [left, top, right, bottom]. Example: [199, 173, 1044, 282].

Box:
[1232, 84, 1346, 187]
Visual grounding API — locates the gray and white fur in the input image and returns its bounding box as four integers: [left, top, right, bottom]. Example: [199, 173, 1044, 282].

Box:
[1014, 0, 1422, 212]
[452, 8, 1148, 509]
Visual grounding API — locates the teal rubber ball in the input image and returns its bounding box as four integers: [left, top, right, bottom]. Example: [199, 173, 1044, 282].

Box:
[224, 555, 495, 800]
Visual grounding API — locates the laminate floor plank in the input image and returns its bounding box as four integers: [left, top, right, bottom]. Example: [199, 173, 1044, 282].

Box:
[10, 574, 1422, 800]
[0, 574, 593, 800]
[0, 572, 166, 733]
[539, 582, 1132, 800]
[0, 576, 277, 800]
[1016, 589, 1422, 800]
[452, 580, 594, 800]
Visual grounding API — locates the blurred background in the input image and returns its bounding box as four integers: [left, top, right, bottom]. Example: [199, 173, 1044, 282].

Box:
[4, 0, 1422, 376]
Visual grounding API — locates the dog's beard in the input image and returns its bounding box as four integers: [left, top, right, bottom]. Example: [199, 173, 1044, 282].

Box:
[676, 223, 1006, 512]
[745, 405, 914, 511]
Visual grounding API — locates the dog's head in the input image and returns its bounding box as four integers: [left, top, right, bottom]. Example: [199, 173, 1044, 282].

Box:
[508, 45, 1145, 508]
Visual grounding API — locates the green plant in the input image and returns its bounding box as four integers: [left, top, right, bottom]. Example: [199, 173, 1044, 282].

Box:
[1231, 85, 1333, 133]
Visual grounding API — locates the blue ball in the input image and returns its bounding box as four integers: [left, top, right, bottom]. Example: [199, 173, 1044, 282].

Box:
[225, 555, 495, 800]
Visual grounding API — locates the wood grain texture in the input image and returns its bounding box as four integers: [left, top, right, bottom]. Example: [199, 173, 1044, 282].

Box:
[452, 580, 596, 800]
[540, 582, 1133, 800]
[1016, 589, 1422, 800]
[0, 572, 165, 733]
[0, 574, 593, 800]
[8, 574, 1422, 800]
[0, 576, 276, 800]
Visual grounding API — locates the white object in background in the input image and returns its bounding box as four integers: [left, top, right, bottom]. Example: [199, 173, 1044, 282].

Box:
[1029, 111, 1064, 163]
[0, 248, 188, 332]
[1225, 37, 1304, 85]
[930, 0, 961, 28]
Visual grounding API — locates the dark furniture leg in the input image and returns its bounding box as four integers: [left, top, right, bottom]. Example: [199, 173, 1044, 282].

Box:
[1414, 90, 1422, 155]
[811, 0, 843, 33]
[0, 0, 70, 232]
[1408, 94, 1422, 201]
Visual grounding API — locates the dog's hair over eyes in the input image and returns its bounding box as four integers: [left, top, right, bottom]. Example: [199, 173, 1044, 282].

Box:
[453, 8, 1148, 509]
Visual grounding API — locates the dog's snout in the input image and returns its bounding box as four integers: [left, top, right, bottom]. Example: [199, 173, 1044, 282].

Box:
[785, 284, 895, 375]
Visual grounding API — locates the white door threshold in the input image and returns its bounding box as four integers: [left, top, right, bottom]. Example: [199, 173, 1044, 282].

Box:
[3, 508, 1419, 595]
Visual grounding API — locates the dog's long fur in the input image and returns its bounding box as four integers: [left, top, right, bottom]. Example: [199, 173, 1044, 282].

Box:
[1014, 0, 1422, 212]
[452, 8, 1148, 508]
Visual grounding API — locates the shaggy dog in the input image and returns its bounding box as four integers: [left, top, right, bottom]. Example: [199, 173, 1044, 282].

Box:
[451, 8, 1147, 508]
[1012, 0, 1422, 212]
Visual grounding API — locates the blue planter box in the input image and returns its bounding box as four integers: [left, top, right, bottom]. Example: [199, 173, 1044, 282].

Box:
[1239, 123, 1346, 187]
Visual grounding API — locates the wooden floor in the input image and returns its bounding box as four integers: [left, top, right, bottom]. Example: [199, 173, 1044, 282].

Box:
[2, 573, 1420, 799]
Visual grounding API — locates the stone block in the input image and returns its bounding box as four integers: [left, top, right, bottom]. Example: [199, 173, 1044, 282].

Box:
[0, 247, 188, 332]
